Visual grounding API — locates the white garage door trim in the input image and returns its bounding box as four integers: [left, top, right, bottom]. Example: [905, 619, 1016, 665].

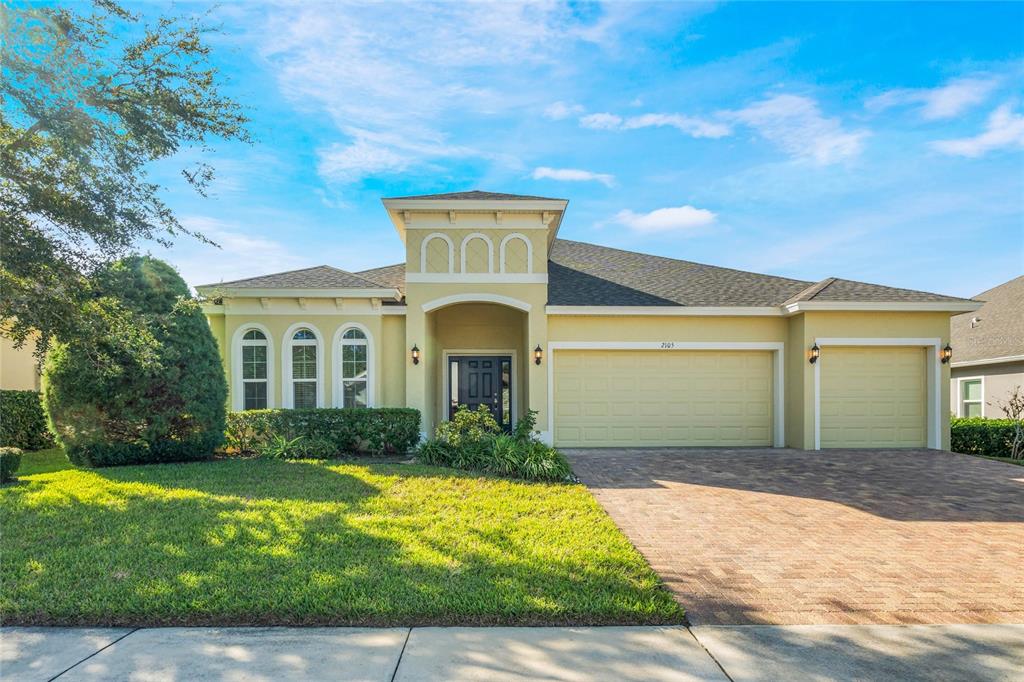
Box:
[546, 341, 785, 448]
[813, 337, 942, 450]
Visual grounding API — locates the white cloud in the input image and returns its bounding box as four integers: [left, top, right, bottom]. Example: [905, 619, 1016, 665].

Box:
[580, 112, 624, 130]
[622, 113, 732, 139]
[725, 94, 867, 164]
[866, 76, 999, 120]
[544, 101, 584, 120]
[580, 111, 730, 138]
[248, 2, 659, 184]
[613, 205, 717, 234]
[532, 166, 615, 187]
[166, 216, 309, 289]
[931, 104, 1024, 157]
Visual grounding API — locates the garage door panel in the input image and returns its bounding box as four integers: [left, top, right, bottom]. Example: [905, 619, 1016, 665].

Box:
[820, 346, 926, 448]
[553, 349, 773, 447]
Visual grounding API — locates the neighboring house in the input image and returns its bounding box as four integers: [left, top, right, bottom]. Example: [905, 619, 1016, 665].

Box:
[197, 191, 979, 450]
[950, 276, 1024, 419]
[0, 333, 40, 391]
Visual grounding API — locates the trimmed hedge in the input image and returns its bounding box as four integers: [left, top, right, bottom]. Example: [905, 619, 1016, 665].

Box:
[0, 390, 54, 450]
[225, 408, 421, 457]
[951, 417, 1021, 458]
[0, 447, 23, 482]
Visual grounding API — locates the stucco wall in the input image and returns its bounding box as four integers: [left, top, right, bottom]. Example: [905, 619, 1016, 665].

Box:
[209, 298, 405, 411]
[405, 219, 549, 275]
[0, 333, 40, 391]
[952, 361, 1024, 418]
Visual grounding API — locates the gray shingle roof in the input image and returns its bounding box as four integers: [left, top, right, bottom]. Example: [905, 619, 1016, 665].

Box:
[199, 265, 389, 290]
[202, 240, 974, 308]
[385, 190, 564, 201]
[950, 276, 1024, 363]
[548, 240, 811, 306]
[355, 263, 406, 292]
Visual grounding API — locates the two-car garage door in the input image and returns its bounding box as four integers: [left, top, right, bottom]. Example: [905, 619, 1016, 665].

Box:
[552, 345, 929, 449]
[553, 350, 773, 447]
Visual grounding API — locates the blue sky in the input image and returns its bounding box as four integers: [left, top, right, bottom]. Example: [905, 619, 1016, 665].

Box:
[147, 1, 1024, 297]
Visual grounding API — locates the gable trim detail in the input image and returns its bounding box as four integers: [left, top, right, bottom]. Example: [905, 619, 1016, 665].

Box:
[421, 293, 532, 313]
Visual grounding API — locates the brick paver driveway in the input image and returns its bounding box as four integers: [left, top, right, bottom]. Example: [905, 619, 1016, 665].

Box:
[566, 448, 1024, 626]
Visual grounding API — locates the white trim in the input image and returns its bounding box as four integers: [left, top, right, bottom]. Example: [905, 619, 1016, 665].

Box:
[406, 273, 547, 284]
[230, 323, 275, 411]
[421, 293, 532, 313]
[499, 233, 533, 274]
[419, 232, 455, 274]
[784, 301, 980, 314]
[812, 337, 943, 450]
[384, 198, 568, 212]
[547, 305, 783, 316]
[956, 376, 985, 418]
[196, 287, 400, 300]
[282, 322, 325, 409]
[951, 354, 1024, 368]
[441, 350, 518, 426]
[546, 341, 785, 449]
[332, 322, 376, 408]
[459, 232, 495, 274]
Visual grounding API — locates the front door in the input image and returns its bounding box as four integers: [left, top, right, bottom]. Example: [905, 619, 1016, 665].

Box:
[448, 355, 512, 430]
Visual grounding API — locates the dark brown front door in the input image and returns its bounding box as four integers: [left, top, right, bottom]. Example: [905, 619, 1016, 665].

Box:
[448, 355, 512, 429]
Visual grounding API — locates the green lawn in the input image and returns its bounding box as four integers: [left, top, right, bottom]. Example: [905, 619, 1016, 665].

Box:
[1, 450, 683, 626]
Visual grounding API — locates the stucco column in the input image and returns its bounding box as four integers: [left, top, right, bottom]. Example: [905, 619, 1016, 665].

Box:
[527, 306, 550, 444]
[405, 302, 430, 440]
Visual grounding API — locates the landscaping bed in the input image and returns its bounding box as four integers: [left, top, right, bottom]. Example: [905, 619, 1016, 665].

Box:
[1, 451, 683, 626]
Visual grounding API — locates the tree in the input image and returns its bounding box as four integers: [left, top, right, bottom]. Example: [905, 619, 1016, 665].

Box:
[1, 0, 249, 359]
[991, 386, 1024, 460]
[42, 256, 227, 466]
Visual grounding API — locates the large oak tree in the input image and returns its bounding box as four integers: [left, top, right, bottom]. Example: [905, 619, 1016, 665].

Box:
[1, 0, 249, 359]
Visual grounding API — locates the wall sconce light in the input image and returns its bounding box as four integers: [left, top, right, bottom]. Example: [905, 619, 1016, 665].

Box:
[808, 343, 820, 364]
[411, 344, 420, 365]
[940, 344, 953, 364]
[534, 344, 543, 365]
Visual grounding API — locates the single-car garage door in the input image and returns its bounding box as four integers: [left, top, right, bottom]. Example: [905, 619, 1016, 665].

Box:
[820, 346, 926, 448]
[553, 350, 773, 447]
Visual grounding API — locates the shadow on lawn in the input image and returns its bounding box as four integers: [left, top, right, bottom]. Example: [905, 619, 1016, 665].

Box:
[1, 460, 680, 627]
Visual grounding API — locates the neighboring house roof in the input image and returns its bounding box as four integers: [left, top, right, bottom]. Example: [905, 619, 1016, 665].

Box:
[201, 239, 975, 309]
[950, 275, 1024, 364]
[383, 190, 564, 201]
[198, 265, 387, 290]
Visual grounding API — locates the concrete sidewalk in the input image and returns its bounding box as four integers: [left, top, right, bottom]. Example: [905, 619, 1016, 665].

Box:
[2, 624, 1021, 681]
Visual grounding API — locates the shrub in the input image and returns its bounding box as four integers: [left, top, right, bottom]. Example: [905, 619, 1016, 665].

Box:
[0, 447, 23, 482]
[225, 408, 421, 457]
[256, 434, 339, 460]
[0, 390, 54, 450]
[42, 257, 227, 468]
[417, 407, 573, 482]
[951, 417, 1020, 458]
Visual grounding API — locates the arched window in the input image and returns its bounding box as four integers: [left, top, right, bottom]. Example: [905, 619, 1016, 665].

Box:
[290, 328, 319, 408]
[340, 328, 369, 408]
[241, 329, 269, 410]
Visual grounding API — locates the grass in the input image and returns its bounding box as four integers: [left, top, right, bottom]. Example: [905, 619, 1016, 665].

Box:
[1, 450, 683, 627]
[976, 454, 1024, 466]
[15, 447, 74, 476]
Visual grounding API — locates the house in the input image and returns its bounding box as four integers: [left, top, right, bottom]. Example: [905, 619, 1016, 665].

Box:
[197, 191, 980, 450]
[0, 333, 40, 391]
[949, 276, 1024, 419]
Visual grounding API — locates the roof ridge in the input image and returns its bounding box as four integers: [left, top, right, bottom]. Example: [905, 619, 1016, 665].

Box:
[201, 264, 334, 288]
[781, 277, 837, 306]
[319, 265, 385, 288]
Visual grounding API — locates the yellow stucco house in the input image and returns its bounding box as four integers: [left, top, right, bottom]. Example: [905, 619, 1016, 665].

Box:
[197, 191, 980, 450]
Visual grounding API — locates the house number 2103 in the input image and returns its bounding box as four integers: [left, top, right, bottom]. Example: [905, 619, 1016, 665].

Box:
[660, 342, 675, 349]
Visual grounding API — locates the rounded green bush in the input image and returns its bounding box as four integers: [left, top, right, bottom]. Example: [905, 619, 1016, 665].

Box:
[0, 446, 24, 482]
[42, 257, 227, 467]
